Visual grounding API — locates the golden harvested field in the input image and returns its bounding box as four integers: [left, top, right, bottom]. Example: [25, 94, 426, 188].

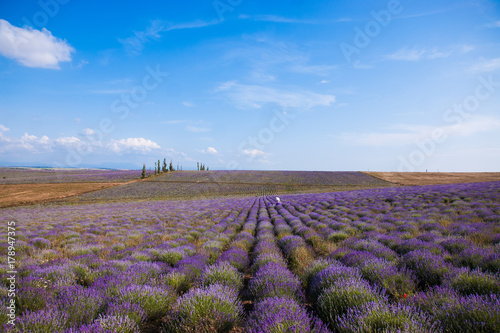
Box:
[365, 172, 500, 186]
[0, 182, 131, 208]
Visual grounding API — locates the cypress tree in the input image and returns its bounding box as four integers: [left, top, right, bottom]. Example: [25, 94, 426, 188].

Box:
[141, 164, 146, 179]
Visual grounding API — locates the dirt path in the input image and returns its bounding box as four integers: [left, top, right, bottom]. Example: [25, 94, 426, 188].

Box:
[0, 181, 137, 208]
[364, 172, 500, 186]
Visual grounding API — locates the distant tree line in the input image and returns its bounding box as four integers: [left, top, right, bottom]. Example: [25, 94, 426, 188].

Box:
[141, 158, 182, 179]
[141, 160, 210, 179]
[196, 162, 209, 171]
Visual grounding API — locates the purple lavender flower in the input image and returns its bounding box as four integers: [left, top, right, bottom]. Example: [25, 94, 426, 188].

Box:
[439, 237, 473, 254]
[309, 263, 362, 300]
[337, 301, 439, 333]
[400, 249, 453, 288]
[359, 258, 418, 300]
[246, 297, 312, 333]
[444, 267, 500, 295]
[52, 285, 105, 325]
[166, 284, 242, 333]
[29, 237, 52, 249]
[406, 286, 500, 332]
[248, 262, 304, 302]
[339, 250, 378, 268]
[216, 247, 249, 272]
[316, 277, 386, 331]
[15, 309, 68, 332]
[118, 284, 176, 320]
[199, 261, 243, 291]
[105, 301, 146, 326]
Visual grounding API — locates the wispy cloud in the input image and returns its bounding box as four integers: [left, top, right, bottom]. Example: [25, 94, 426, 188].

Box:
[485, 21, 500, 28]
[0, 19, 74, 69]
[119, 19, 219, 55]
[186, 125, 211, 133]
[222, 37, 339, 80]
[239, 14, 317, 24]
[165, 120, 189, 125]
[291, 64, 337, 75]
[352, 60, 372, 69]
[470, 58, 500, 73]
[386, 45, 469, 62]
[165, 119, 212, 133]
[182, 101, 195, 107]
[339, 116, 500, 147]
[386, 48, 427, 61]
[239, 14, 350, 24]
[216, 81, 335, 109]
[201, 147, 218, 155]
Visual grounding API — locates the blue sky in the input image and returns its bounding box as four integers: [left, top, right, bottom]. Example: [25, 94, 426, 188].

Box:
[0, 0, 499, 171]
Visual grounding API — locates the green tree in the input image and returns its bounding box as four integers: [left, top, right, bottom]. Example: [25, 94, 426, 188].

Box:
[141, 164, 146, 179]
[154, 161, 157, 175]
[197, 162, 199, 171]
[163, 158, 167, 173]
[169, 159, 174, 172]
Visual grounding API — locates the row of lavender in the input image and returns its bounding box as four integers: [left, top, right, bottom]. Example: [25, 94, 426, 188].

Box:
[1, 181, 499, 332]
[0, 197, 258, 331]
[273, 181, 500, 332]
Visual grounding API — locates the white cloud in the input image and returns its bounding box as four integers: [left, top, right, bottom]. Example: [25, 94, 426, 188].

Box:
[165, 120, 188, 125]
[386, 48, 426, 61]
[486, 21, 500, 28]
[242, 149, 271, 158]
[201, 147, 218, 155]
[239, 14, 314, 24]
[216, 82, 335, 109]
[470, 58, 500, 73]
[352, 61, 372, 69]
[0, 19, 74, 69]
[0, 124, 9, 132]
[386, 47, 456, 62]
[120, 19, 218, 55]
[83, 128, 95, 135]
[340, 116, 500, 147]
[320, 80, 329, 84]
[0, 129, 165, 158]
[186, 125, 211, 133]
[54, 136, 80, 147]
[291, 64, 337, 75]
[182, 101, 195, 107]
[427, 49, 452, 59]
[108, 138, 161, 153]
[119, 20, 164, 55]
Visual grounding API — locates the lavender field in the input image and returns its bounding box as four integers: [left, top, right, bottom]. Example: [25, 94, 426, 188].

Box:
[1, 181, 500, 332]
[73, 171, 392, 202]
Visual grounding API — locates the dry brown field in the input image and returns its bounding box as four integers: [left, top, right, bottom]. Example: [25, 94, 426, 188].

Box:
[0, 182, 131, 208]
[365, 172, 500, 186]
